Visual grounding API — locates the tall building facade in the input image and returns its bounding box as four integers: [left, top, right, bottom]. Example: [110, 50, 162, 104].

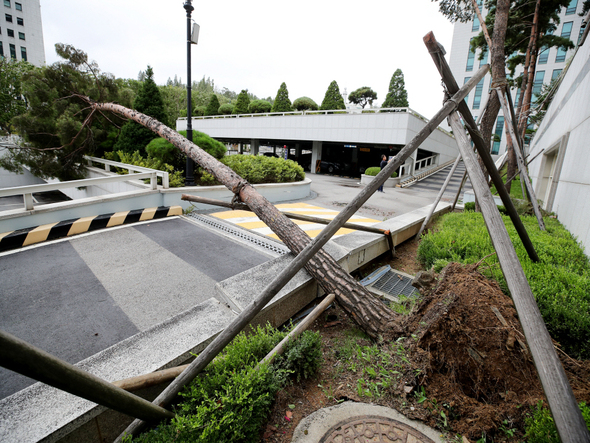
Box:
[447, 0, 586, 157]
[1, 0, 45, 66]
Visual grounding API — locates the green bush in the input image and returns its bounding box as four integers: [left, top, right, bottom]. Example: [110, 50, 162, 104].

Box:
[220, 155, 305, 185]
[292, 97, 319, 111]
[417, 212, 590, 358]
[464, 201, 475, 211]
[128, 325, 322, 443]
[248, 99, 272, 114]
[218, 103, 234, 115]
[105, 151, 184, 187]
[145, 130, 226, 171]
[364, 167, 397, 178]
[524, 401, 590, 442]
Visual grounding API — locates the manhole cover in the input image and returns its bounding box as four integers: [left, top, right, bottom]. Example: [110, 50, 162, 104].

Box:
[319, 415, 435, 443]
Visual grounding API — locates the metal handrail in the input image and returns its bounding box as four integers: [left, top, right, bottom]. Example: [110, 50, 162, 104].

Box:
[85, 156, 170, 189]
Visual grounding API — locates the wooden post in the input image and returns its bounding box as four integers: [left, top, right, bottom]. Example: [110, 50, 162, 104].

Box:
[112, 65, 490, 442]
[416, 154, 462, 241]
[447, 111, 589, 443]
[423, 31, 540, 263]
[0, 330, 174, 422]
[451, 170, 468, 211]
[496, 88, 546, 230]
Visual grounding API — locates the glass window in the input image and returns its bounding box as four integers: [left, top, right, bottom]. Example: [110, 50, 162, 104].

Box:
[15, 2, 21, 11]
[479, 49, 488, 67]
[3, 0, 10, 7]
[556, 22, 573, 62]
[473, 78, 485, 109]
[5, 13, 12, 22]
[7, 28, 13, 37]
[532, 70, 545, 101]
[20, 45, 25, 61]
[566, 0, 578, 14]
[466, 38, 476, 72]
[0, 41, 3, 59]
[551, 69, 562, 81]
[472, 17, 480, 32]
[538, 47, 549, 64]
[18, 31, 23, 39]
[579, 24, 586, 45]
[463, 77, 471, 104]
[492, 117, 504, 155]
[9, 42, 16, 59]
[16, 16, 22, 25]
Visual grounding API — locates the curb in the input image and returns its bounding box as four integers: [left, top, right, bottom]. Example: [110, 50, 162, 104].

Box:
[0, 206, 183, 253]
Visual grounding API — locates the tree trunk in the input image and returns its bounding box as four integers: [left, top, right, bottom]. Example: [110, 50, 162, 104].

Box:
[89, 101, 401, 340]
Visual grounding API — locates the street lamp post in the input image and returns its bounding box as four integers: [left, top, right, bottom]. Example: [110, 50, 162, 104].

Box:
[184, 0, 195, 186]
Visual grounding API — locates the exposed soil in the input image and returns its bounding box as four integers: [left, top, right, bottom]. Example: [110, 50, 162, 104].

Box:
[261, 240, 590, 442]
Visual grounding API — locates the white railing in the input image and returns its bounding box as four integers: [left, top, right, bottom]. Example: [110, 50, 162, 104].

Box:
[414, 155, 437, 171]
[0, 157, 169, 211]
[177, 107, 412, 120]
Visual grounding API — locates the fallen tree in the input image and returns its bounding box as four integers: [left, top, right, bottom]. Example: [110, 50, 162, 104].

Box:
[83, 98, 402, 340]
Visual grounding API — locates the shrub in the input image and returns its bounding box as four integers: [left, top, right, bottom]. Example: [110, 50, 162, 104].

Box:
[524, 401, 590, 442]
[218, 103, 234, 115]
[364, 167, 397, 178]
[249, 99, 272, 114]
[220, 155, 305, 185]
[105, 150, 184, 187]
[128, 325, 322, 443]
[417, 212, 590, 358]
[464, 202, 475, 211]
[292, 97, 319, 111]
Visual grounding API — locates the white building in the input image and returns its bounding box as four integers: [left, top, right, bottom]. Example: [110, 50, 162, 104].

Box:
[447, 0, 585, 156]
[0, 0, 45, 65]
[527, 21, 590, 256]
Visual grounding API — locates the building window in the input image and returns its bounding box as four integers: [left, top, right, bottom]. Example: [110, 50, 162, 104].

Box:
[3, 0, 10, 7]
[466, 38, 476, 72]
[9, 42, 16, 59]
[551, 69, 562, 81]
[491, 116, 504, 155]
[538, 47, 549, 64]
[15, 2, 20, 10]
[532, 70, 545, 101]
[5, 13, 12, 22]
[579, 24, 586, 45]
[479, 49, 488, 67]
[18, 31, 23, 39]
[463, 77, 471, 105]
[20, 45, 25, 61]
[7, 28, 13, 37]
[16, 16, 22, 25]
[566, 0, 578, 14]
[555, 22, 573, 62]
[472, 17, 480, 32]
[0, 41, 3, 59]
[473, 78, 484, 109]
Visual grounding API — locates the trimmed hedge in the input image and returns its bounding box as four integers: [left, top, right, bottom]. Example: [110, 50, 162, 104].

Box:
[219, 155, 305, 184]
[364, 167, 397, 178]
[417, 211, 590, 359]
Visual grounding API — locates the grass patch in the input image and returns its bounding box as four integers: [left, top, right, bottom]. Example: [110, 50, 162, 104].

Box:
[417, 211, 590, 359]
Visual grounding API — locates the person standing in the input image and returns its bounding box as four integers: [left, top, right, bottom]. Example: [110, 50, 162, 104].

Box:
[378, 155, 389, 192]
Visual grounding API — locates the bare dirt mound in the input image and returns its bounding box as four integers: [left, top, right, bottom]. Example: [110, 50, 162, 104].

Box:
[402, 262, 590, 439]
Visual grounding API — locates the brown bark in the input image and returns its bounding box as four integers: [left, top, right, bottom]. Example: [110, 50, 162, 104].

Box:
[89, 101, 401, 340]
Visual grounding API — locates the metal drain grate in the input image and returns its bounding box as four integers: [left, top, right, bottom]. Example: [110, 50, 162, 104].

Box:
[187, 212, 290, 256]
[360, 265, 418, 301]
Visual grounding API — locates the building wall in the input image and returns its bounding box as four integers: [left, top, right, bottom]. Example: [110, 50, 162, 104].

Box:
[447, 1, 585, 157]
[527, 31, 590, 256]
[0, 0, 45, 66]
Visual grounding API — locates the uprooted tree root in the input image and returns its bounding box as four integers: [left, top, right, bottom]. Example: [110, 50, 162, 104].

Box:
[397, 262, 590, 439]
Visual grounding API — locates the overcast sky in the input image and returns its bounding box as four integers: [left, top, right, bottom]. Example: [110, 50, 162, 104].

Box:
[40, 0, 455, 119]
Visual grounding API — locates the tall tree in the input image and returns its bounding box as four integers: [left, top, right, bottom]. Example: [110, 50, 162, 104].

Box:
[271, 82, 292, 112]
[320, 80, 346, 110]
[0, 59, 35, 134]
[348, 86, 378, 109]
[204, 94, 221, 116]
[113, 66, 167, 157]
[382, 69, 409, 108]
[233, 89, 251, 115]
[1, 44, 120, 180]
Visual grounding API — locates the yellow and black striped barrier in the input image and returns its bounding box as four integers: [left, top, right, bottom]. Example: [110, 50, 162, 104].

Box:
[0, 206, 182, 253]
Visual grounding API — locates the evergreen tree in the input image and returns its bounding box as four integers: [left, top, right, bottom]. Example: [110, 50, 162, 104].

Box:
[271, 82, 292, 112]
[114, 66, 167, 157]
[320, 80, 346, 110]
[348, 87, 378, 109]
[292, 97, 319, 111]
[233, 89, 251, 114]
[205, 94, 221, 116]
[382, 69, 409, 108]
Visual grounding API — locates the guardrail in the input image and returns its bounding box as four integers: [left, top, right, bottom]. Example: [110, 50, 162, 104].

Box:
[414, 155, 437, 171]
[0, 157, 169, 211]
